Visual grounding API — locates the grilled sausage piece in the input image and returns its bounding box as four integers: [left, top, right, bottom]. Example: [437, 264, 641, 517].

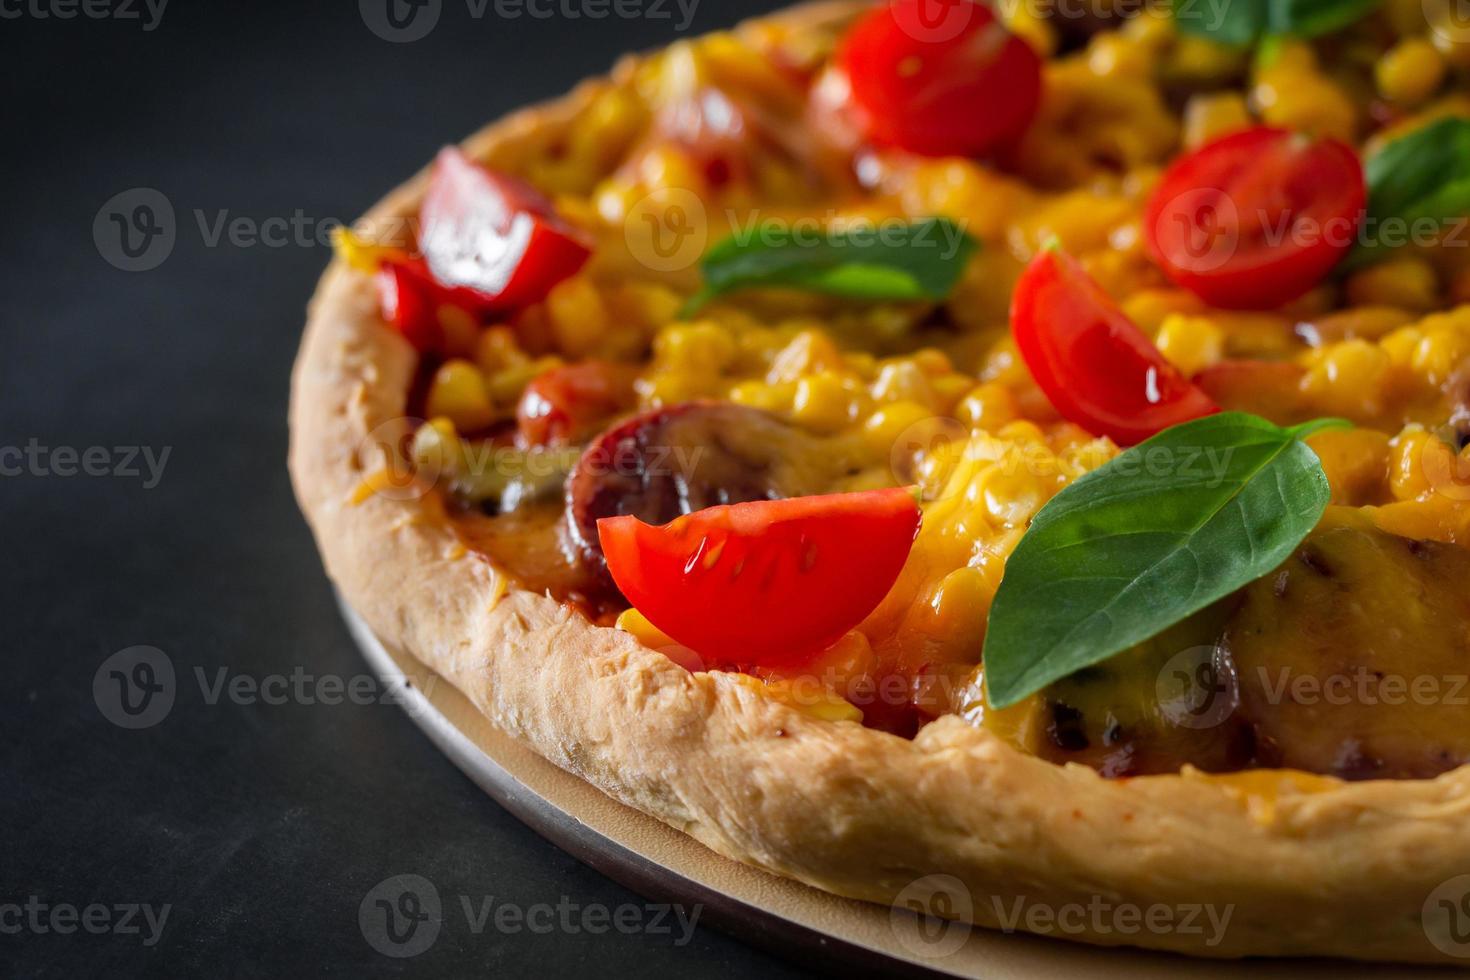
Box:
[563, 402, 830, 596]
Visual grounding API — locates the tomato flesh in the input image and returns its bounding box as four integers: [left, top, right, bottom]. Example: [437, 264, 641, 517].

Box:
[1144, 126, 1365, 310]
[835, 0, 1041, 158]
[1010, 247, 1219, 445]
[420, 147, 591, 313]
[599, 488, 921, 668]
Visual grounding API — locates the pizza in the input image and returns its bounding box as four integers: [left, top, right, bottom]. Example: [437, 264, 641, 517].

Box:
[290, 0, 1470, 964]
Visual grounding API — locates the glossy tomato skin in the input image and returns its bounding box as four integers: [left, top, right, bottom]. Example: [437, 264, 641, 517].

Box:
[1144, 126, 1365, 310]
[515, 361, 637, 448]
[835, 0, 1041, 158]
[598, 488, 921, 669]
[420, 147, 591, 313]
[374, 259, 443, 353]
[1011, 247, 1219, 445]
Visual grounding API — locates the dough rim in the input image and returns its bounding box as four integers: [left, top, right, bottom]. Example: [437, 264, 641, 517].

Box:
[288, 2, 1470, 964]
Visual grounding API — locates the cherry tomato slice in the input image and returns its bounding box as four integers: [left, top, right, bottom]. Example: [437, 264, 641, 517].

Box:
[598, 488, 921, 669]
[835, 0, 1041, 158]
[1144, 126, 1365, 310]
[515, 361, 637, 448]
[420, 147, 591, 313]
[1010, 246, 1219, 445]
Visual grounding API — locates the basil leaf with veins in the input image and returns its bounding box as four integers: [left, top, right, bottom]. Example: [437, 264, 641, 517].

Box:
[681, 217, 977, 316]
[982, 412, 1349, 709]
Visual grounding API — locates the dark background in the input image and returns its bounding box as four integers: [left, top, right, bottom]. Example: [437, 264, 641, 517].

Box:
[1, 0, 817, 975]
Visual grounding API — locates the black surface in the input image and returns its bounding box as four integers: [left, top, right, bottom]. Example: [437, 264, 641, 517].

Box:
[2, 1, 818, 976]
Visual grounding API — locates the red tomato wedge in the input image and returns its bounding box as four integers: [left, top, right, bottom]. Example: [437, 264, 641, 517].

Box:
[1144, 126, 1365, 310]
[835, 0, 1041, 158]
[1011, 246, 1219, 445]
[420, 147, 591, 313]
[598, 488, 921, 668]
[374, 259, 443, 353]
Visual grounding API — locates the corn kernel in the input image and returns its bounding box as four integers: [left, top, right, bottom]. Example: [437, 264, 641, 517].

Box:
[658, 321, 737, 372]
[957, 383, 1019, 432]
[765, 330, 842, 383]
[791, 371, 860, 432]
[870, 361, 934, 406]
[1302, 340, 1391, 416]
[1155, 314, 1225, 377]
[1377, 37, 1446, 107]
[863, 400, 933, 456]
[1182, 93, 1252, 149]
[425, 360, 497, 433]
[474, 325, 529, 375]
[1389, 428, 1436, 501]
[546, 276, 610, 358]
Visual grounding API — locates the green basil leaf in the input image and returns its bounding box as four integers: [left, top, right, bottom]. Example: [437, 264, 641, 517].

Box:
[682, 217, 977, 316]
[1344, 117, 1470, 270]
[982, 412, 1348, 709]
[1173, 0, 1379, 45]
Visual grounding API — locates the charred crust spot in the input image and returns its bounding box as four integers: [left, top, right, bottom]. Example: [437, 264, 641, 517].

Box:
[1045, 701, 1090, 752]
[1297, 546, 1333, 578]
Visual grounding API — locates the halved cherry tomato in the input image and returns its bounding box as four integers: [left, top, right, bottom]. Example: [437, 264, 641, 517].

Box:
[515, 361, 638, 448]
[1144, 126, 1365, 310]
[598, 488, 921, 668]
[834, 0, 1041, 158]
[420, 147, 591, 312]
[1011, 246, 1219, 445]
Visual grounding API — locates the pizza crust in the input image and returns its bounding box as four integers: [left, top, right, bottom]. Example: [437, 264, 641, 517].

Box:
[289, 3, 1470, 964]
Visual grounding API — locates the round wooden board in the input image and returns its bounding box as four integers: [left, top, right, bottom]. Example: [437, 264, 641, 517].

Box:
[339, 594, 1444, 978]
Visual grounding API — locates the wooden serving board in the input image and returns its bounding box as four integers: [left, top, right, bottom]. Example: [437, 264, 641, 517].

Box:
[339, 595, 1437, 978]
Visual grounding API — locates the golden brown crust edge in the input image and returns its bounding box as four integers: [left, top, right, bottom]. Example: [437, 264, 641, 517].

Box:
[288, 2, 1470, 964]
